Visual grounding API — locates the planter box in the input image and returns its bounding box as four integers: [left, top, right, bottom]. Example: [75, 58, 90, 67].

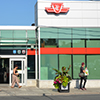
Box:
[58, 82, 70, 92]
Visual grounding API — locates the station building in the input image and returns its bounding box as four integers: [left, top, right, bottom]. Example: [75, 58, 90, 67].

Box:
[1, 0, 100, 88]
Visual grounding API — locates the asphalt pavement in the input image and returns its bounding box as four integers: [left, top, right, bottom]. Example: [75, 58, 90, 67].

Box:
[0, 95, 100, 100]
[0, 86, 100, 96]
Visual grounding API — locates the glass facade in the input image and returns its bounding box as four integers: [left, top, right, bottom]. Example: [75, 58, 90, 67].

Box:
[27, 55, 35, 79]
[40, 28, 58, 38]
[72, 28, 86, 39]
[87, 55, 100, 79]
[40, 54, 58, 80]
[86, 28, 100, 39]
[58, 28, 71, 39]
[59, 55, 72, 76]
[86, 40, 100, 47]
[73, 40, 85, 47]
[1, 27, 100, 81]
[40, 39, 57, 48]
[40, 28, 100, 48]
[0, 29, 36, 79]
[40, 27, 100, 80]
[73, 55, 85, 79]
[0, 30, 36, 49]
[59, 40, 71, 48]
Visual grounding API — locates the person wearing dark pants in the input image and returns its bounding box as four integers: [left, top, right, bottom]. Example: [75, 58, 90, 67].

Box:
[80, 76, 87, 90]
[80, 62, 87, 90]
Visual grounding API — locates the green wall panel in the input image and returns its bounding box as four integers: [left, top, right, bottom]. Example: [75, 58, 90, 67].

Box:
[40, 67, 48, 80]
[27, 30, 35, 38]
[87, 40, 100, 47]
[59, 40, 71, 47]
[86, 28, 100, 39]
[73, 55, 85, 79]
[59, 55, 72, 77]
[13, 30, 26, 38]
[40, 54, 58, 80]
[73, 40, 85, 47]
[87, 55, 100, 79]
[40, 28, 58, 38]
[72, 28, 86, 39]
[1, 30, 13, 38]
[58, 28, 71, 39]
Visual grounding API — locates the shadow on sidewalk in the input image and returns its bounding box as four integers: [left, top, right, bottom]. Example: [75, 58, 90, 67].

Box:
[43, 93, 54, 100]
[74, 79, 80, 89]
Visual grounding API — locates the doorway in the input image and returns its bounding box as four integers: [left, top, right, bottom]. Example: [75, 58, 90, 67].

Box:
[10, 59, 26, 86]
[0, 58, 9, 84]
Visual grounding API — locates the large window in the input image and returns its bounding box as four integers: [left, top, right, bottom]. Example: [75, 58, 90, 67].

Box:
[86, 28, 100, 39]
[40, 39, 57, 48]
[40, 27, 100, 40]
[58, 28, 71, 39]
[59, 55, 72, 76]
[1, 30, 13, 38]
[87, 55, 100, 79]
[40, 54, 58, 80]
[27, 30, 35, 38]
[72, 28, 86, 39]
[27, 55, 35, 79]
[73, 55, 85, 79]
[86, 40, 100, 47]
[59, 40, 71, 48]
[13, 30, 26, 39]
[73, 40, 85, 47]
[0, 30, 36, 49]
[40, 28, 58, 38]
[40, 54, 100, 80]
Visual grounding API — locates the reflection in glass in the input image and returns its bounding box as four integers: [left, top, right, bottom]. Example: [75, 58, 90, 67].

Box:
[86, 28, 100, 39]
[1, 30, 13, 38]
[59, 55, 72, 76]
[40, 54, 58, 80]
[59, 40, 71, 47]
[72, 28, 85, 39]
[11, 61, 22, 70]
[87, 55, 100, 79]
[86, 40, 100, 47]
[27, 30, 35, 38]
[40, 28, 58, 38]
[27, 55, 35, 79]
[14, 61, 21, 70]
[13, 30, 26, 39]
[58, 28, 71, 39]
[41, 39, 57, 48]
[73, 55, 85, 79]
[23, 74, 24, 83]
[73, 40, 85, 47]
[17, 74, 22, 83]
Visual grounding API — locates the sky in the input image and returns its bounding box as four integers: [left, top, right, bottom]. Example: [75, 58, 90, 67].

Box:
[0, 0, 37, 26]
[0, 0, 95, 26]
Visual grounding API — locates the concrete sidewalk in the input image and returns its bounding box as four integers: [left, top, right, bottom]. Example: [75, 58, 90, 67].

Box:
[0, 86, 100, 96]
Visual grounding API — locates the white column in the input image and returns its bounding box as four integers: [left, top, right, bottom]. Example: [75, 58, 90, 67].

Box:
[9, 59, 11, 86]
[25, 30, 27, 86]
[38, 27, 40, 80]
[35, 43, 37, 79]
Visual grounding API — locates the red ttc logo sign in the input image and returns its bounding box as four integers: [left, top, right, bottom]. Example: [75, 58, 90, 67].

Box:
[45, 3, 70, 14]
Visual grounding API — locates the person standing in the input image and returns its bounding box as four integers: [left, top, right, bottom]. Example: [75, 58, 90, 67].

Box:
[80, 62, 87, 90]
[11, 65, 22, 88]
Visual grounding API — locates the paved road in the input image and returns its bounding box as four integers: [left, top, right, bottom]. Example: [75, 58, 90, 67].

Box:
[0, 94, 99, 100]
[1, 86, 100, 96]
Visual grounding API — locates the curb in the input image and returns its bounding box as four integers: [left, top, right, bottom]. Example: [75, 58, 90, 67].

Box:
[0, 92, 100, 96]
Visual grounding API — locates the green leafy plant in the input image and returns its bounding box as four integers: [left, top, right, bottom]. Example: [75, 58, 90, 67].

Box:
[53, 65, 72, 89]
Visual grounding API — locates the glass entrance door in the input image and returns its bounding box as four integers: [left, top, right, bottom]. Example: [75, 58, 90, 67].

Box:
[10, 59, 25, 86]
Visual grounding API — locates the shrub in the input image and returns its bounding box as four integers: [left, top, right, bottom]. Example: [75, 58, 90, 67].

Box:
[53, 65, 72, 89]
